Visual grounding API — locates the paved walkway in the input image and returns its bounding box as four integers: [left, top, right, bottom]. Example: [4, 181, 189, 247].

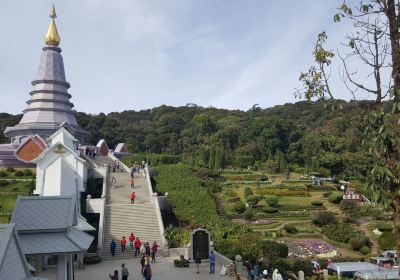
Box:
[36, 257, 229, 280]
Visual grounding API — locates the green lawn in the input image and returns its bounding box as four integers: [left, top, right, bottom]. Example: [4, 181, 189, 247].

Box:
[0, 181, 33, 193]
[0, 194, 19, 213]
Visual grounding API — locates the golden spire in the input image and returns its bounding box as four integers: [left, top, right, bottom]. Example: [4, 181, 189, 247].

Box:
[44, 4, 61, 46]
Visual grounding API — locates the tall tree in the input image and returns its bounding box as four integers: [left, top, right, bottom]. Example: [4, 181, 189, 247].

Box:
[298, 1, 400, 274]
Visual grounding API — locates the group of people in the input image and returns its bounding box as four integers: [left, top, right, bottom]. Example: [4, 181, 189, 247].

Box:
[110, 235, 159, 261]
[244, 261, 283, 280]
[82, 146, 97, 159]
[112, 159, 124, 173]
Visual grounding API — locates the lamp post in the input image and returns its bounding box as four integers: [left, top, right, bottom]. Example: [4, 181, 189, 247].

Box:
[234, 255, 242, 274]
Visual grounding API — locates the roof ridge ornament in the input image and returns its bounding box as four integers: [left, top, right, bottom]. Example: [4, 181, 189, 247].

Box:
[44, 4, 61, 46]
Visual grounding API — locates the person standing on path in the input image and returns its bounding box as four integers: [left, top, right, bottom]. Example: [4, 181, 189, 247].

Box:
[112, 177, 117, 189]
[134, 237, 141, 257]
[143, 263, 152, 280]
[121, 263, 129, 280]
[151, 241, 159, 263]
[130, 178, 134, 189]
[209, 250, 216, 274]
[194, 252, 201, 274]
[109, 270, 119, 280]
[130, 192, 136, 204]
[110, 239, 116, 257]
[121, 237, 127, 252]
[140, 253, 146, 274]
[129, 233, 135, 250]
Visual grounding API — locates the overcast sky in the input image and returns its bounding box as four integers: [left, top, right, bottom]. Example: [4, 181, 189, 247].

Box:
[0, 0, 368, 115]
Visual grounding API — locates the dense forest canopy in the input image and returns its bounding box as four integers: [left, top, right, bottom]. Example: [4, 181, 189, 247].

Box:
[0, 100, 389, 178]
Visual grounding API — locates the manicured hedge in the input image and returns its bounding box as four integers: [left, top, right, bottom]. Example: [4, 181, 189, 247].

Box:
[122, 153, 181, 166]
[155, 165, 249, 241]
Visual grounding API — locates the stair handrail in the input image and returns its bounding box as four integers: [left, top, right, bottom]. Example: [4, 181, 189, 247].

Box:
[145, 166, 168, 254]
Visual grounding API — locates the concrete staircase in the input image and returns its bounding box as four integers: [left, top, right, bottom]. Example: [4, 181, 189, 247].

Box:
[102, 203, 164, 260]
[97, 155, 164, 260]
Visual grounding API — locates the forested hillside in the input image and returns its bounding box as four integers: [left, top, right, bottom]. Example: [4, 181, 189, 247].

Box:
[1, 100, 389, 178]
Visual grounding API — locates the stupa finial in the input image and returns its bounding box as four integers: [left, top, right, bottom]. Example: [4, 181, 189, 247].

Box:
[44, 4, 61, 46]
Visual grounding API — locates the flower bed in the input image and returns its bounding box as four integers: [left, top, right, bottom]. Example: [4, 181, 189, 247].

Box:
[232, 219, 275, 225]
[283, 239, 339, 259]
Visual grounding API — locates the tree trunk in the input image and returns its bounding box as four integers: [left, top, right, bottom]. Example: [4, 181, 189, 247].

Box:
[393, 197, 400, 277]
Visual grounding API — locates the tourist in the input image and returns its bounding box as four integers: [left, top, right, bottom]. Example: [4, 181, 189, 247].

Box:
[145, 254, 151, 267]
[145, 242, 151, 256]
[272, 269, 283, 280]
[140, 253, 146, 274]
[235, 273, 242, 280]
[134, 237, 141, 257]
[130, 178, 134, 189]
[260, 270, 268, 280]
[121, 236, 127, 252]
[93, 149, 97, 159]
[151, 241, 159, 263]
[113, 164, 116, 173]
[110, 239, 116, 257]
[120, 164, 124, 173]
[246, 261, 252, 280]
[209, 250, 216, 274]
[129, 233, 135, 250]
[130, 192, 136, 204]
[312, 259, 320, 273]
[109, 270, 119, 280]
[130, 166, 135, 178]
[121, 263, 129, 280]
[143, 263, 152, 280]
[112, 177, 117, 188]
[253, 262, 260, 280]
[116, 160, 120, 170]
[194, 252, 201, 274]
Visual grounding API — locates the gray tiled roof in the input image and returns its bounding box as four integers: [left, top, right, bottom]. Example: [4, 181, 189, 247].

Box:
[18, 227, 93, 255]
[0, 224, 45, 280]
[11, 196, 75, 232]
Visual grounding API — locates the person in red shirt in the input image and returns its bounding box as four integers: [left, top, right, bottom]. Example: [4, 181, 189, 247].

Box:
[129, 233, 135, 250]
[134, 237, 141, 257]
[121, 236, 127, 252]
[130, 192, 136, 204]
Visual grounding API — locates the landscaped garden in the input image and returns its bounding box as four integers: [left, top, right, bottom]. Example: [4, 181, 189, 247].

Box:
[0, 167, 35, 222]
[147, 161, 396, 279]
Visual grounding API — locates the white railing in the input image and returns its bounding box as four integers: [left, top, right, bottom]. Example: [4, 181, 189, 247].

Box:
[145, 166, 168, 255]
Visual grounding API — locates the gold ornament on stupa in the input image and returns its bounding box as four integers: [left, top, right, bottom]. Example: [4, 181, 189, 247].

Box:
[44, 5, 61, 46]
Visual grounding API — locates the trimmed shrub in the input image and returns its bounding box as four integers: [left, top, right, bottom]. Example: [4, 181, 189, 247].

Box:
[323, 191, 332, 197]
[375, 222, 394, 232]
[235, 156, 255, 168]
[254, 212, 267, 219]
[224, 189, 237, 197]
[284, 224, 298, 234]
[349, 235, 368, 251]
[232, 201, 246, 214]
[244, 187, 253, 198]
[23, 169, 33, 176]
[244, 209, 254, 221]
[311, 200, 323, 206]
[265, 195, 279, 207]
[259, 240, 288, 258]
[227, 196, 241, 203]
[6, 167, 14, 173]
[0, 171, 8, 177]
[322, 224, 360, 243]
[174, 255, 190, 267]
[360, 246, 371, 255]
[378, 232, 395, 250]
[14, 171, 24, 177]
[340, 200, 358, 213]
[164, 228, 191, 248]
[262, 206, 279, 214]
[0, 180, 9, 187]
[246, 194, 262, 207]
[328, 192, 343, 204]
[311, 211, 337, 227]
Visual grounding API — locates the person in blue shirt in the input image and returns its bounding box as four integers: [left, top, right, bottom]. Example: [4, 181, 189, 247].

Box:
[209, 251, 216, 274]
[110, 239, 116, 257]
